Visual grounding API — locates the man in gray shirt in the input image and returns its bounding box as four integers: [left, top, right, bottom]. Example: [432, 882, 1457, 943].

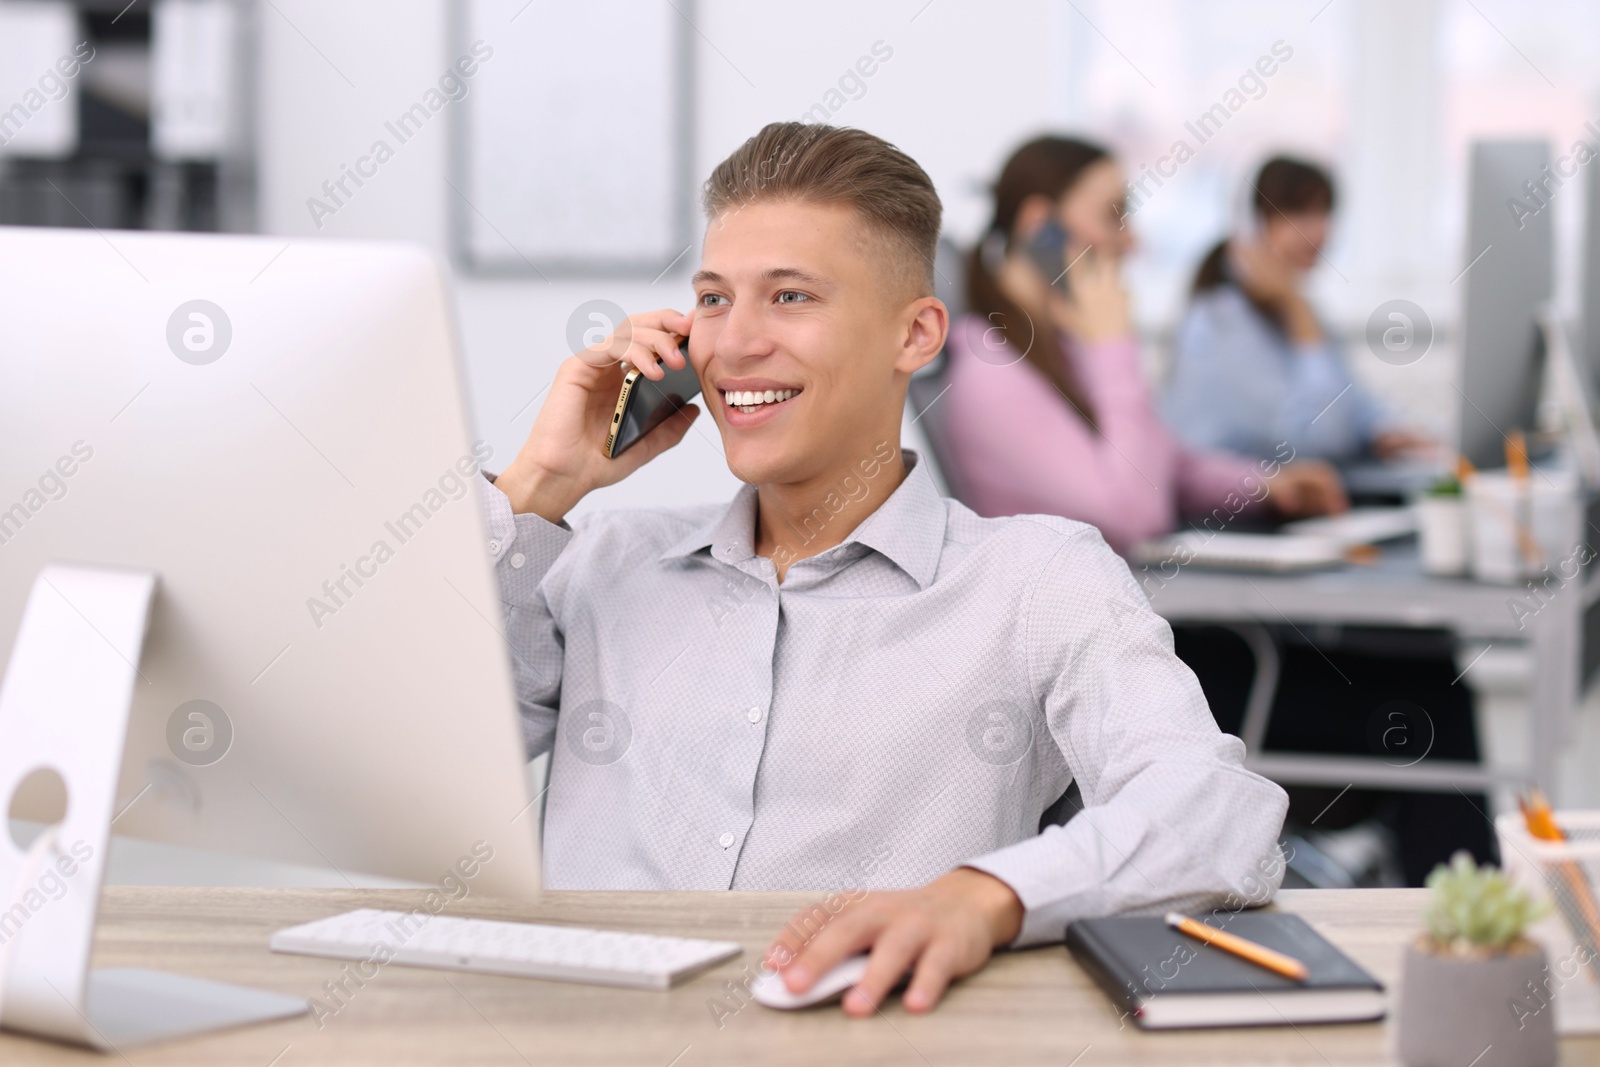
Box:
[484, 122, 1288, 1016]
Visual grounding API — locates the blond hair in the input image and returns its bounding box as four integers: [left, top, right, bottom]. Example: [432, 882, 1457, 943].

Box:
[702, 122, 942, 297]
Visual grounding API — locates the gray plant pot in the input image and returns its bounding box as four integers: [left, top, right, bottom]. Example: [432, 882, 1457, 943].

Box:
[1397, 941, 1557, 1067]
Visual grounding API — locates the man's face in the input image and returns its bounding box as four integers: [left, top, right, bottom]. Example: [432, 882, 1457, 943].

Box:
[690, 200, 936, 486]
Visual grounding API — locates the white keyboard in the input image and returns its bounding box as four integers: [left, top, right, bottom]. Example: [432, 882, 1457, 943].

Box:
[1132, 531, 1348, 573]
[270, 908, 742, 991]
[1282, 505, 1418, 545]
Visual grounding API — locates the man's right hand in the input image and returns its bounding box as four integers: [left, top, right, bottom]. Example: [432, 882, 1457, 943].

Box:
[493, 309, 702, 525]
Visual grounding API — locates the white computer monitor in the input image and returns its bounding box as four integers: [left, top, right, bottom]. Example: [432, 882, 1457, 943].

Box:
[1583, 144, 1600, 396]
[1458, 140, 1554, 470]
[0, 226, 540, 898]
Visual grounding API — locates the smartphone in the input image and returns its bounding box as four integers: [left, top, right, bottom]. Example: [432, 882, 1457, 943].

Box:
[1023, 218, 1074, 294]
[605, 337, 702, 459]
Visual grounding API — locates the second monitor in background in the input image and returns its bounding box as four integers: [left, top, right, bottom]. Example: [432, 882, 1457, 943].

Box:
[1457, 140, 1553, 471]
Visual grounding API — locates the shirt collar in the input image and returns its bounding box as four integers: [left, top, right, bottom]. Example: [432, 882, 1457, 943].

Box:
[658, 481, 760, 566]
[658, 449, 947, 590]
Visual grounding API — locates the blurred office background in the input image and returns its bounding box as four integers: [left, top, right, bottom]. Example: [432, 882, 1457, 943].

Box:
[9, 1, 1600, 497]
[4, 0, 1599, 882]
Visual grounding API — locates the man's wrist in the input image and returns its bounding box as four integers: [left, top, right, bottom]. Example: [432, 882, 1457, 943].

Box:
[494, 460, 582, 525]
[951, 867, 1025, 946]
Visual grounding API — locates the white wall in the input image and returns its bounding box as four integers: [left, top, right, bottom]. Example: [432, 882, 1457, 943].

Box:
[104, 0, 1587, 890]
[255, 0, 1059, 512]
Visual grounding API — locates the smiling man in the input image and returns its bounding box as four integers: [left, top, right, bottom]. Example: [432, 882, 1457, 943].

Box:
[485, 122, 1289, 1016]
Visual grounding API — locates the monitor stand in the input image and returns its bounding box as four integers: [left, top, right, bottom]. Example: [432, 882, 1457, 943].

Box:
[0, 563, 306, 1050]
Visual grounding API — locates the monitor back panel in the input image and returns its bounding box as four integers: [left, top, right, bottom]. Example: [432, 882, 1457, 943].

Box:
[1459, 140, 1553, 470]
[0, 227, 540, 896]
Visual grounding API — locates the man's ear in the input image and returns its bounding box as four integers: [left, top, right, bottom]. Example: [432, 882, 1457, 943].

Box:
[894, 296, 949, 376]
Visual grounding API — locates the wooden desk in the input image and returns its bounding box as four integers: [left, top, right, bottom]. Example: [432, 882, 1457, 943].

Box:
[5, 887, 1599, 1065]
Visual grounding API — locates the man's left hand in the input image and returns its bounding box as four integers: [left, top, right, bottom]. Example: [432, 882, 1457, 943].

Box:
[764, 868, 1024, 1016]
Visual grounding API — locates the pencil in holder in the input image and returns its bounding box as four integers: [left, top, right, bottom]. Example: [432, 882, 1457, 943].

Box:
[1495, 811, 1600, 1034]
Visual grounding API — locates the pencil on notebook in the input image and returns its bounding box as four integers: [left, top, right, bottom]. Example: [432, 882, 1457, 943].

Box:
[1165, 912, 1309, 981]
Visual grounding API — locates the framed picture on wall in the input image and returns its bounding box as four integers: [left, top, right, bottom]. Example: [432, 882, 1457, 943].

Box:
[452, 0, 695, 277]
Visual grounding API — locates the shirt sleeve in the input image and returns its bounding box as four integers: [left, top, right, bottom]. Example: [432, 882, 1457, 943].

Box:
[1161, 300, 1243, 454]
[1172, 446, 1268, 522]
[1067, 334, 1264, 544]
[941, 320, 1183, 554]
[1282, 339, 1363, 456]
[1282, 333, 1399, 459]
[479, 474, 573, 760]
[963, 529, 1290, 947]
[1333, 337, 1395, 443]
[1166, 293, 1392, 461]
[1062, 335, 1183, 551]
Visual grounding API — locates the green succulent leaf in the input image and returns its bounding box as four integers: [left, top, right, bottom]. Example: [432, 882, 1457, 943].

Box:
[1423, 851, 1550, 951]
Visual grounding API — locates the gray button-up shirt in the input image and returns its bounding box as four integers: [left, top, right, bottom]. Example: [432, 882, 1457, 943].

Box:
[482, 452, 1287, 945]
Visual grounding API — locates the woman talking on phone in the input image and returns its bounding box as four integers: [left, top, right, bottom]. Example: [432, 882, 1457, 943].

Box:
[939, 137, 1493, 885]
[939, 136, 1345, 557]
[1162, 156, 1430, 463]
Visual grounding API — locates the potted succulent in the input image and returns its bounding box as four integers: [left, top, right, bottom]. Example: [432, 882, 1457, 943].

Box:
[1397, 852, 1555, 1067]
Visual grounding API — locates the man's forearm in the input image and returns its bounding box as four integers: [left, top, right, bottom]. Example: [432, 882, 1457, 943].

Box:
[965, 763, 1289, 947]
[492, 459, 586, 526]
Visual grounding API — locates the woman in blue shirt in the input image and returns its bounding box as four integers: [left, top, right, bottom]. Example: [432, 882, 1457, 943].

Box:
[1162, 160, 1488, 889]
[1163, 157, 1427, 463]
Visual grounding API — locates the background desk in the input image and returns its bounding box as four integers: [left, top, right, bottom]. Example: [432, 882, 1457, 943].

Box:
[5, 887, 1599, 1066]
[1143, 542, 1600, 796]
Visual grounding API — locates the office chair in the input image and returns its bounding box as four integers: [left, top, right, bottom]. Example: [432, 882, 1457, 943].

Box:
[907, 235, 972, 504]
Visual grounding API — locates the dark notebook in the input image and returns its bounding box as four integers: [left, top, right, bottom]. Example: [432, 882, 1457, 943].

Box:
[1065, 913, 1386, 1030]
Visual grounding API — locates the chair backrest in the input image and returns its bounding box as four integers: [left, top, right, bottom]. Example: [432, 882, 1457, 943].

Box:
[906, 235, 972, 505]
[932, 232, 969, 320]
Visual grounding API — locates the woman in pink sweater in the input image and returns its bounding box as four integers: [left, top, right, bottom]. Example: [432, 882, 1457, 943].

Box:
[941, 137, 1344, 555]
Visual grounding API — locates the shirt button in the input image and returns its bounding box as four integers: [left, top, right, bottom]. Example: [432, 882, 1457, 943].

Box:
[746, 707, 762, 724]
[509, 552, 526, 569]
[718, 832, 735, 849]
[488, 538, 501, 554]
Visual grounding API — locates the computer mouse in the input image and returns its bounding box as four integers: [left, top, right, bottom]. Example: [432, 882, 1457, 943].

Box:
[750, 954, 871, 1010]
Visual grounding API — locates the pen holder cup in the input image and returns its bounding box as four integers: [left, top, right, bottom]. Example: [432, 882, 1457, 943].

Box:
[1464, 471, 1580, 585]
[1493, 811, 1600, 1034]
